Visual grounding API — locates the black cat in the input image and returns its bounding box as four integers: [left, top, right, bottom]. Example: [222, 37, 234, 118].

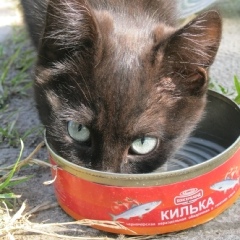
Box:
[21, 0, 222, 173]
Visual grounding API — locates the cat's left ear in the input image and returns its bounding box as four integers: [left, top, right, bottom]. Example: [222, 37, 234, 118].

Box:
[38, 0, 100, 66]
[160, 10, 222, 95]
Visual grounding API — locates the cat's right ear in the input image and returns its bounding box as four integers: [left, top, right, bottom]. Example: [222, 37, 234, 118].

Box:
[38, 0, 100, 66]
[153, 10, 222, 96]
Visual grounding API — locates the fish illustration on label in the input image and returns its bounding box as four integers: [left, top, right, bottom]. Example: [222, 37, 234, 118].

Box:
[110, 200, 161, 221]
[210, 178, 240, 193]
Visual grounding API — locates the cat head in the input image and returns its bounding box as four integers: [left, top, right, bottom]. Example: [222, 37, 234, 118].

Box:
[35, 0, 222, 173]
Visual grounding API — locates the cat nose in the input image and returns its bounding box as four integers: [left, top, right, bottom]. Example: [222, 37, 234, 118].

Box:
[120, 158, 133, 174]
[91, 161, 121, 173]
[91, 154, 128, 173]
[90, 141, 129, 173]
[104, 165, 120, 173]
[103, 158, 131, 173]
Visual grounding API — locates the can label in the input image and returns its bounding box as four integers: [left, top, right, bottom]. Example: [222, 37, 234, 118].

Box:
[50, 147, 240, 234]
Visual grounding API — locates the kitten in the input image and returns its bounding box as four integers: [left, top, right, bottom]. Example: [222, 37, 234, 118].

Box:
[21, 0, 222, 174]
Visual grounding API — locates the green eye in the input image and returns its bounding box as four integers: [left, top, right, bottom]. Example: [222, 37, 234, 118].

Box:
[68, 121, 90, 142]
[131, 137, 158, 155]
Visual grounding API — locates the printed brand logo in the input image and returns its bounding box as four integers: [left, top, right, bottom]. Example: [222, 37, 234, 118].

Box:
[174, 188, 204, 205]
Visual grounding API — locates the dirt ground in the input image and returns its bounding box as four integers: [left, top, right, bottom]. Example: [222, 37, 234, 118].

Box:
[1, 0, 240, 239]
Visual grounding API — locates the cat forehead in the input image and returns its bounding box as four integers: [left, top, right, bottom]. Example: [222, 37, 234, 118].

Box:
[95, 10, 174, 70]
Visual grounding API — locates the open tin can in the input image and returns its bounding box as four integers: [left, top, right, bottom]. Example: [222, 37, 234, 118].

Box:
[46, 90, 240, 235]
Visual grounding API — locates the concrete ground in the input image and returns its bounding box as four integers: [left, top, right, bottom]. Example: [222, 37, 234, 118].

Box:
[0, 0, 239, 239]
[210, 0, 240, 89]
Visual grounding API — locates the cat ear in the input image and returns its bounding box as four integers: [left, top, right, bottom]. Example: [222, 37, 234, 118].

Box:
[161, 11, 222, 95]
[38, 0, 99, 64]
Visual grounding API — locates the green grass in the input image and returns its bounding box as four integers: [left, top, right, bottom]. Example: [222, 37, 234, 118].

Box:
[209, 75, 240, 105]
[233, 75, 240, 104]
[0, 111, 42, 146]
[0, 140, 30, 208]
[0, 27, 38, 147]
[0, 141, 47, 208]
[0, 24, 44, 212]
[0, 28, 35, 108]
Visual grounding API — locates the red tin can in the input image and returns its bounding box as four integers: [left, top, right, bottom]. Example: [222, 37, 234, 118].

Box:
[46, 91, 240, 235]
